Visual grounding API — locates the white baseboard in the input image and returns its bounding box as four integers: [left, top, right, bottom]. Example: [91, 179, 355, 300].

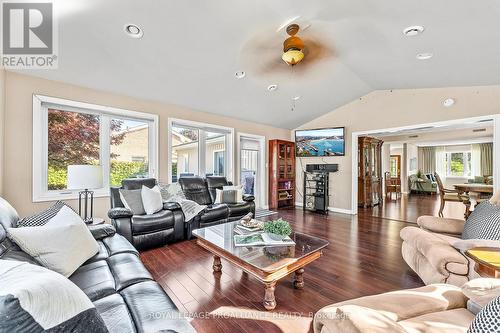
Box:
[295, 202, 354, 215]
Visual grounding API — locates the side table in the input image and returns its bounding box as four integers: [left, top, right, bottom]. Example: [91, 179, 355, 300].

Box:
[465, 247, 500, 278]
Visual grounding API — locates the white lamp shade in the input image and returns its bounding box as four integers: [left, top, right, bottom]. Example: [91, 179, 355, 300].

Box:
[67, 165, 103, 190]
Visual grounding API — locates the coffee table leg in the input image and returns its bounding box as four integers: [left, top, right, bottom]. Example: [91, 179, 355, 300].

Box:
[293, 268, 305, 289]
[213, 255, 222, 272]
[264, 282, 277, 310]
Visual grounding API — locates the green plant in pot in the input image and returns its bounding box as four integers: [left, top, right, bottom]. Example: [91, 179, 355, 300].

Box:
[263, 218, 292, 241]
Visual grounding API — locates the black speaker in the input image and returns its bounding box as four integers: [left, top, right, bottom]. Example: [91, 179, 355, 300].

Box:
[305, 164, 339, 172]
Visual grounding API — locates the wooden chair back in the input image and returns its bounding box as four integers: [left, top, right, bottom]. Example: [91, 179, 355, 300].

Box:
[434, 172, 445, 195]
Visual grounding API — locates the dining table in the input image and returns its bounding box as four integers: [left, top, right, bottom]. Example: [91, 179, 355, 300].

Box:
[453, 183, 494, 217]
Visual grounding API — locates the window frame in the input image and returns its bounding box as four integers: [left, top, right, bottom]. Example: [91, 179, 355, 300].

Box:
[33, 95, 159, 202]
[167, 118, 234, 183]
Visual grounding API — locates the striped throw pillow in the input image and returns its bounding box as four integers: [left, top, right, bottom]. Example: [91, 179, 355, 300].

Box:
[17, 201, 74, 227]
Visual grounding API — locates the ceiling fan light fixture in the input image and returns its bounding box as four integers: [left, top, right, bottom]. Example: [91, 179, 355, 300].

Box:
[282, 24, 305, 66]
[282, 49, 304, 66]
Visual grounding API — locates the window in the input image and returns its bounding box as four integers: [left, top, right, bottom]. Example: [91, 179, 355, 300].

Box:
[445, 151, 471, 177]
[33, 95, 158, 201]
[171, 125, 199, 182]
[389, 155, 400, 178]
[168, 119, 233, 183]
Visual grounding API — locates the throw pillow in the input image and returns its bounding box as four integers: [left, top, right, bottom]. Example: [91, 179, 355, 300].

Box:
[16, 201, 73, 227]
[215, 189, 243, 204]
[158, 182, 186, 201]
[468, 296, 500, 333]
[119, 188, 146, 215]
[7, 206, 99, 277]
[462, 201, 500, 240]
[141, 185, 163, 215]
[0, 260, 108, 332]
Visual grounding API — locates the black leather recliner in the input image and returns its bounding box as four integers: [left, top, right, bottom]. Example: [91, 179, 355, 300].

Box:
[179, 176, 255, 238]
[108, 178, 184, 250]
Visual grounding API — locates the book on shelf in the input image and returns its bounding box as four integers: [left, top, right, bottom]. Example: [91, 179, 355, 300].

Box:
[234, 233, 295, 247]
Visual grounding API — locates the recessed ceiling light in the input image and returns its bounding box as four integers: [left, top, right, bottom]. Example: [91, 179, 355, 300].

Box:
[235, 71, 246, 79]
[416, 52, 433, 60]
[443, 98, 455, 107]
[267, 84, 278, 91]
[403, 26, 425, 37]
[292, 96, 301, 101]
[124, 24, 143, 38]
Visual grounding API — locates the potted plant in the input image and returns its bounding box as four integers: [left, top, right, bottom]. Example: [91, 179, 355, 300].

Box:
[263, 218, 292, 241]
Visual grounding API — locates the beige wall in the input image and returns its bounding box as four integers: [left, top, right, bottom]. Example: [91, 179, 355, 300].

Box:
[295, 86, 500, 212]
[3, 71, 290, 219]
[0, 68, 4, 195]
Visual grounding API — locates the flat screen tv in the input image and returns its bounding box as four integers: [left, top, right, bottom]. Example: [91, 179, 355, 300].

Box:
[295, 127, 345, 157]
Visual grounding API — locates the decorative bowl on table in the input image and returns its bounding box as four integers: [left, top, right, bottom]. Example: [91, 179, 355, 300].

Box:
[240, 218, 263, 229]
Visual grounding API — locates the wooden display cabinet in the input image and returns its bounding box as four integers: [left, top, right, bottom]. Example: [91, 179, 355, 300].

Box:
[268, 140, 295, 209]
[358, 136, 383, 208]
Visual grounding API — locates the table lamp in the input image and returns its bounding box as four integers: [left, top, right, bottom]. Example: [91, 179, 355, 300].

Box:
[67, 165, 103, 223]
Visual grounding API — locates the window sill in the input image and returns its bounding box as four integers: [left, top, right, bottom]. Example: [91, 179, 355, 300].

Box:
[33, 189, 110, 203]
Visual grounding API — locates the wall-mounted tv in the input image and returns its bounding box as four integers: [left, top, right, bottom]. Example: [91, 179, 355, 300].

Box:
[295, 127, 345, 157]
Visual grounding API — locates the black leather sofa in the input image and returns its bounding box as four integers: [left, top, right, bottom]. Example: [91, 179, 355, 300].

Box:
[0, 197, 195, 333]
[179, 176, 255, 238]
[108, 178, 184, 250]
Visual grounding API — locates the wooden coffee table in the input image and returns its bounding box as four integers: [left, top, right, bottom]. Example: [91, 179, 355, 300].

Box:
[192, 222, 329, 310]
[465, 247, 500, 278]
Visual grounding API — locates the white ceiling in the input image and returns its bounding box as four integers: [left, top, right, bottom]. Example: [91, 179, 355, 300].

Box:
[17, 0, 500, 129]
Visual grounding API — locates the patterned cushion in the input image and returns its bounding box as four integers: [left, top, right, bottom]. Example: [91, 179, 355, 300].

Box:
[462, 201, 500, 240]
[158, 182, 186, 201]
[17, 201, 72, 227]
[468, 296, 500, 332]
[0, 260, 107, 332]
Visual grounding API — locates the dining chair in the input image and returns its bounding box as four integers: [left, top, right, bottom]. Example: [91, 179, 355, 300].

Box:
[385, 172, 401, 200]
[434, 172, 470, 218]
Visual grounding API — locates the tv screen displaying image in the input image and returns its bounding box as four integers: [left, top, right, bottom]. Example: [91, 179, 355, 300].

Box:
[295, 127, 345, 157]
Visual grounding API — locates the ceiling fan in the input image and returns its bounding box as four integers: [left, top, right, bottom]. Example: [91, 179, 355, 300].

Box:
[239, 18, 334, 77]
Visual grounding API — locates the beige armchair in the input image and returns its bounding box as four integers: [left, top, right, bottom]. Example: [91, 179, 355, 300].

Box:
[400, 215, 479, 286]
[314, 279, 500, 333]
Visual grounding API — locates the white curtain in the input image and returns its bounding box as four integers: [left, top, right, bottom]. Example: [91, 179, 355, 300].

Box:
[435, 146, 447, 177]
[471, 144, 481, 177]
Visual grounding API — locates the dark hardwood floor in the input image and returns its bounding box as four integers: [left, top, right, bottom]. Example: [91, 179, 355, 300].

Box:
[367, 193, 467, 223]
[141, 208, 425, 333]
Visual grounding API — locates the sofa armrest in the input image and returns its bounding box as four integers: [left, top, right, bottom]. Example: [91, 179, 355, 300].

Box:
[108, 207, 133, 219]
[400, 226, 469, 275]
[313, 284, 466, 333]
[314, 304, 406, 333]
[163, 201, 181, 210]
[88, 224, 116, 240]
[417, 215, 465, 236]
[108, 208, 133, 244]
[242, 194, 255, 202]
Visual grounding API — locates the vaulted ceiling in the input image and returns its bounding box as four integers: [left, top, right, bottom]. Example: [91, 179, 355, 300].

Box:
[19, 0, 500, 128]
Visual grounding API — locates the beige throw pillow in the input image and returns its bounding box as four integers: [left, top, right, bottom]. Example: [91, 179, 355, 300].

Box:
[7, 206, 99, 277]
[141, 185, 164, 215]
